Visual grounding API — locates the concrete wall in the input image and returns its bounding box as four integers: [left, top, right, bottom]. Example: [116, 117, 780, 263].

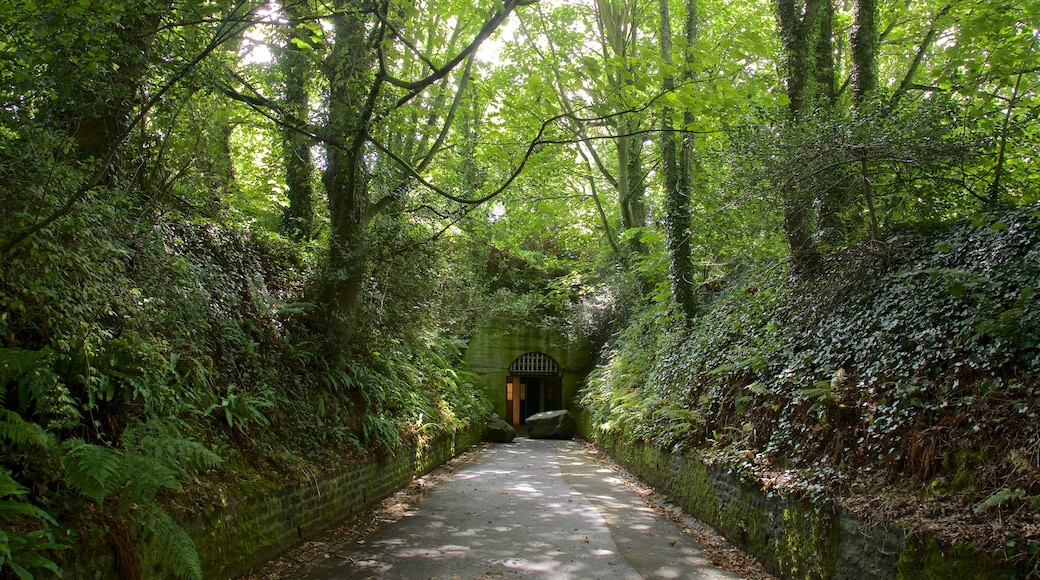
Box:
[62, 425, 483, 579]
[463, 319, 594, 420]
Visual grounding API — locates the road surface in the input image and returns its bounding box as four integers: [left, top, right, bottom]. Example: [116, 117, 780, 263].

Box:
[300, 437, 744, 579]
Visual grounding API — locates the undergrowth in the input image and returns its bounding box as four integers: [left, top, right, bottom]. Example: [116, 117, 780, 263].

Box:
[581, 204, 1040, 560]
[0, 194, 489, 577]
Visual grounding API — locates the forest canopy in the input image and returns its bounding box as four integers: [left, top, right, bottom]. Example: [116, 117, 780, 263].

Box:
[1, 0, 1037, 576]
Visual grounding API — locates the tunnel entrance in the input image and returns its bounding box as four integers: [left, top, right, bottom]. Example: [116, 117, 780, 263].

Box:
[506, 352, 562, 428]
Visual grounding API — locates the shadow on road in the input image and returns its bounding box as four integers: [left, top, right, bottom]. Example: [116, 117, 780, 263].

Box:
[298, 438, 743, 579]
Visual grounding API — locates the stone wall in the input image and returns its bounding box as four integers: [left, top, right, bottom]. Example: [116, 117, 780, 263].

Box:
[64, 425, 483, 579]
[577, 415, 1030, 579]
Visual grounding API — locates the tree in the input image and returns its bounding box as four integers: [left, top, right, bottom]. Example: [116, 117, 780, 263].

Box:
[850, 0, 876, 105]
[657, 0, 699, 319]
[280, 0, 317, 240]
[314, 0, 529, 355]
[773, 0, 838, 272]
[594, 0, 651, 256]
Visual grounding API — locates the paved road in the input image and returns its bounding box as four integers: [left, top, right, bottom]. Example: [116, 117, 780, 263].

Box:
[303, 437, 741, 579]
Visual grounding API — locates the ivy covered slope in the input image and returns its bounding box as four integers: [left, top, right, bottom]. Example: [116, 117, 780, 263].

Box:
[0, 197, 488, 576]
[582, 204, 1040, 558]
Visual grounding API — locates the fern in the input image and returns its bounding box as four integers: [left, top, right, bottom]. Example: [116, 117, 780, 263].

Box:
[0, 347, 49, 382]
[0, 409, 55, 449]
[0, 469, 66, 578]
[116, 454, 183, 506]
[121, 419, 222, 476]
[61, 439, 124, 504]
[56, 420, 220, 577]
[140, 507, 203, 580]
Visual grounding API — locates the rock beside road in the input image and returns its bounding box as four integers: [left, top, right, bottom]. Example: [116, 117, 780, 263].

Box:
[525, 409, 576, 440]
[483, 413, 516, 443]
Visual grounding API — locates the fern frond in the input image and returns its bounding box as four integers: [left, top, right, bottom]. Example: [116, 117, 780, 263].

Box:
[0, 469, 28, 499]
[0, 409, 55, 449]
[0, 347, 49, 380]
[0, 500, 58, 525]
[141, 507, 202, 580]
[116, 454, 181, 505]
[6, 560, 34, 580]
[0, 470, 67, 578]
[10, 552, 63, 575]
[122, 419, 222, 474]
[62, 439, 124, 504]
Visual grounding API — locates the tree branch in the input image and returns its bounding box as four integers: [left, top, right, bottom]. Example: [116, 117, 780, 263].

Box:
[887, 4, 951, 112]
[387, 0, 531, 108]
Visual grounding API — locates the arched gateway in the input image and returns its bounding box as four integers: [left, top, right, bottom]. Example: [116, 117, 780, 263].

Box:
[506, 352, 563, 426]
[463, 320, 593, 428]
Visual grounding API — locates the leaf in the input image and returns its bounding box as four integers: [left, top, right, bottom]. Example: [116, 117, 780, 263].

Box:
[0, 409, 54, 449]
[974, 488, 1027, 514]
[0, 499, 57, 523]
[142, 508, 202, 580]
[62, 440, 124, 503]
[290, 37, 313, 51]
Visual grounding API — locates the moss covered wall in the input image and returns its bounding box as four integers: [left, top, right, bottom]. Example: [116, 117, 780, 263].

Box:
[463, 319, 593, 420]
[576, 414, 1030, 579]
[63, 425, 483, 579]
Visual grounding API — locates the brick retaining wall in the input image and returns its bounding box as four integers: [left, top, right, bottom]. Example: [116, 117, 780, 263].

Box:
[576, 412, 1029, 579]
[64, 425, 483, 579]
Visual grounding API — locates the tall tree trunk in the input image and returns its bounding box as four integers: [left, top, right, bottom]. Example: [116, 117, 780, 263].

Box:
[617, 124, 648, 255]
[988, 65, 1026, 205]
[811, 0, 847, 243]
[851, 0, 877, 105]
[281, 0, 316, 240]
[851, 0, 878, 242]
[776, 0, 820, 118]
[775, 0, 822, 274]
[658, 0, 697, 320]
[812, 0, 836, 107]
[594, 0, 648, 256]
[63, 2, 169, 165]
[320, 1, 381, 356]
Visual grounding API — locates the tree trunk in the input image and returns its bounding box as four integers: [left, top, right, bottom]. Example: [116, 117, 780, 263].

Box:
[812, 0, 836, 107]
[63, 3, 168, 165]
[617, 125, 648, 255]
[281, 0, 315, 240]
[851, 0, 877, 105]
[658, 0, 697, 320]
[775, 0, 820, 118]
[775, 0, 822, 274]
[320, 2, 380, 356]
[811, 0, 847, 243]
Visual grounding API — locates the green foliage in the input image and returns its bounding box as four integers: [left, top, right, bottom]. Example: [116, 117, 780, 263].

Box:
[731, 94, 981, 250]
[581, 205, 1040, 535]
[1, 0, 1032, 572]
[0, 444, 66, 578]
[0, 396, 219, 578]
[140, 508, 203, 580]
[58, 421, 220, 579]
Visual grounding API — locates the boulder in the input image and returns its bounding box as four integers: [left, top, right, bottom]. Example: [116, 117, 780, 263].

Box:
[483, 413, 516, 443]
[525, 409, 576, 440]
